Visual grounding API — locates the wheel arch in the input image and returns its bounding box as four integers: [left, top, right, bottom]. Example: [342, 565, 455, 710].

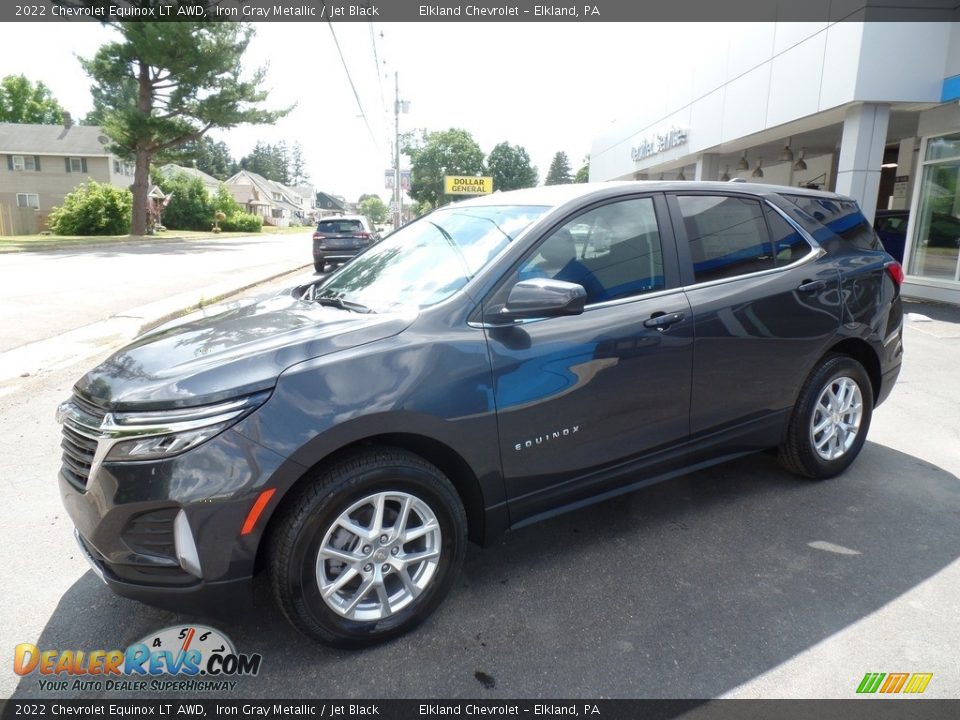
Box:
[824, 337, 882, 402]
[254, 433, 488, 575]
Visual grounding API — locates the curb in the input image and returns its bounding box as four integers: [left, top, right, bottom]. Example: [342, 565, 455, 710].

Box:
[138, 263, 314, 335]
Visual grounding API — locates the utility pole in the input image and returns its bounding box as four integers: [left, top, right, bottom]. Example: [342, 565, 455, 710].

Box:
[394, 72, 409, 229]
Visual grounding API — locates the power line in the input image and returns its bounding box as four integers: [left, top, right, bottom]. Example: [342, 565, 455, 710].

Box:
[325, 16, 382, 154]
[368, 21, 388, 122]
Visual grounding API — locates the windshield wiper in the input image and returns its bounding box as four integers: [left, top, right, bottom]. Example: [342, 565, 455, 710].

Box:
[315, 296, 373, 313]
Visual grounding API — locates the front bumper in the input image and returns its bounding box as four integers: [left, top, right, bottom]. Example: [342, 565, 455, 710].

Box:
[58, 427, 289, 614]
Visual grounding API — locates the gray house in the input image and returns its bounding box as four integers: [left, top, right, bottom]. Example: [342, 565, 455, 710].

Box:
[225, 170, 311, 227]
[0, 117, 133, 234]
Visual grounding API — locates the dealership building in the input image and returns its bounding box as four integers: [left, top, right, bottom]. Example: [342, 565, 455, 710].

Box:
[590, 20, 960, 304]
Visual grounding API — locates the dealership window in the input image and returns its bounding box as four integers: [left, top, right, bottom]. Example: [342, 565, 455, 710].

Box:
[908, 132, 960, 283]
[677, 195, 774, 283]
[16, 193, 39, 208]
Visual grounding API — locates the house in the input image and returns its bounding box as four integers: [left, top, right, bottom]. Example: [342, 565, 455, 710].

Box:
[315, 191, 347, 217]
[0, 115, 134, 234]
[156, 164, 222, 194]
[224, 170, 312, 227]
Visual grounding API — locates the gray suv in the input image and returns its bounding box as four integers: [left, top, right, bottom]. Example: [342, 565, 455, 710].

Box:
[312, 214, 379, 272]
[58, 181, 903, 647]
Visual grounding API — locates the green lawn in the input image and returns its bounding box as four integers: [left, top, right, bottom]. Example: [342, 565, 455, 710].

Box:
[0, 225, 309, 253]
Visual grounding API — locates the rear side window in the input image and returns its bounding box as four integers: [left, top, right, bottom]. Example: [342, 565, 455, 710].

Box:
[764, 206, 812, 265]
[318, 219, 364, 233]
[677, 195, 774, 283]
[784, 195, 881, 250]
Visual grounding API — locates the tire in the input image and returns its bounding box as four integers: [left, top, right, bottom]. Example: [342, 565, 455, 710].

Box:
[778, 354, 874, 479]
[268, 448, 467, 647]
[314, 260, 325, 274]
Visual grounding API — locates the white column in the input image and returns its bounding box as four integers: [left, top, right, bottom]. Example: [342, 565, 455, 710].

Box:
[695, 153, 721, 181]
[834, 103, 890, 224]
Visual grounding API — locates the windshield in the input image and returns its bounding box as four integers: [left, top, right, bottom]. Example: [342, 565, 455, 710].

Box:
[314, 204, 549, 312]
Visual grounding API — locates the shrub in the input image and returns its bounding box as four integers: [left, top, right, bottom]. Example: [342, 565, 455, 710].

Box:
[220, 212, 263, 233]
[155, 172, 212, 231]
[49, 181, 132, 236]
[211, 184, 241, 217]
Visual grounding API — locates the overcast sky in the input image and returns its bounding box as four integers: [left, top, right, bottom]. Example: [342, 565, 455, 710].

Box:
[0, 22, 701, 202]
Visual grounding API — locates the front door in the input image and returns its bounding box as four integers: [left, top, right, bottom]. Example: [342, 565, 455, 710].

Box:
[481, 194, 694, 523]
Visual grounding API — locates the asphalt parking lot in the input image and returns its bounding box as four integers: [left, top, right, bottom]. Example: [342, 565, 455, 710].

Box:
[4, 294, 959, 700]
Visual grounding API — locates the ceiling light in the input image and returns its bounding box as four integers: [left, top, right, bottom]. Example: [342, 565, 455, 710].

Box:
[881, 162, 898, 168]
[793, 149, 807, 172]
[737, 151, 749, 171]
[779, 137, 794, 162]
[752, 159, 764, 178]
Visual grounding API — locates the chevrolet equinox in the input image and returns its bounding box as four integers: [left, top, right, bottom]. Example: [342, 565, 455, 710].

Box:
[57, 181, 903, 646]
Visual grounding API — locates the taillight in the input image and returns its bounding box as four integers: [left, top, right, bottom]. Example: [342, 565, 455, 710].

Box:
[313, 233, 325, 240]
[885, 260, 904, 287]
[355, 232, 370, 240]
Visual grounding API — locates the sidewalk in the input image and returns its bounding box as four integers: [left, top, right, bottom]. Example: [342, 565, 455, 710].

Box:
[0, 261, 312, 389]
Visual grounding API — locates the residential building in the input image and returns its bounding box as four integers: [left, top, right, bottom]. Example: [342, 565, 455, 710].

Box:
[0, 115, 134, 234]
[225, 170, 311, 227]
[156, 164, 222, 194]
[590, 20, 960, 304]
[315, 191, 347, 217]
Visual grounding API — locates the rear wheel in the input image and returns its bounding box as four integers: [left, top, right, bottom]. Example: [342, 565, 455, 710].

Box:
[778, 354, 874, 479]
[313, 259, 325, 274]
[268, 448, 467, 647]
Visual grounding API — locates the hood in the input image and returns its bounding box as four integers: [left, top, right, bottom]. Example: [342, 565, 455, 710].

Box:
[74, 292, 417, 411]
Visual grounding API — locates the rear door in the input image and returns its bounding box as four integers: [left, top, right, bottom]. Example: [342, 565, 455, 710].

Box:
[666, 192, 842, 454]
[481, 193, 694, 523]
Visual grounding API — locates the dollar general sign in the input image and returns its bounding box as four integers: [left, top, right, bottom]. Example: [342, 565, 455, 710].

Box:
[444, 176, 494, 195]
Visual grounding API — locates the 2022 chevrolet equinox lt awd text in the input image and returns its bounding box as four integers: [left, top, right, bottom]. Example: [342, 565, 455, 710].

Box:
[57, 181, 903, 647]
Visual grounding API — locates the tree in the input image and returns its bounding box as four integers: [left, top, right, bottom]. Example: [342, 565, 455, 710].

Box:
[0, 75, 65, 124]
[486, 142, 538, 193]
[154, 171, 213, 231]
[403, 128, 485, 209]
[290, 142, 310, 186]
[49, 180, 132, 236]
[574, 155, 590, 183]
[545, 151, 573, 185]
[239, 141, 292, 183]
[80, 22, 291, 236]
[358, 196, 388, 225]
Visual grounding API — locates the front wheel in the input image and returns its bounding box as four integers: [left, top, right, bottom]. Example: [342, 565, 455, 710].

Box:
[778, 354, 874, 479]
[268, 449, 467, 647]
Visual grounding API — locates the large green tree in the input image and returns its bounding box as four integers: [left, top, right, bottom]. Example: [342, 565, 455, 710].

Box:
[404, 128, 485, 209]
[0, 75, 65, 124]
[486, 142, 538, 193]
[358, 196, 388, 225]
[545, 151, 573, 186]
[80, 22, 291, 235]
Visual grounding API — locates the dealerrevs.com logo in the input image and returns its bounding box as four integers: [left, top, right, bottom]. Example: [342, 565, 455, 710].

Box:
[14, 625, 262, 693]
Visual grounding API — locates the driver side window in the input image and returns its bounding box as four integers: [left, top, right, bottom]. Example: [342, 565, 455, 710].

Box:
[517, 197, 665, 305]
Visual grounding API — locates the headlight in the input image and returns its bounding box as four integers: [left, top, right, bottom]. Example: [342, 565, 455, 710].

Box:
[103, 392, 270, 461]
[57, 391, 270, 466]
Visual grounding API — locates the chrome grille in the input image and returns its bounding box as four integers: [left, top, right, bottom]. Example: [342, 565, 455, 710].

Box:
[59, 396, 106, 490]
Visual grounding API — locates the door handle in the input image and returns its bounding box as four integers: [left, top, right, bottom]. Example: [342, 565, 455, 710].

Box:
[797, 279, 826, 293]
[644, 311, 685, 330]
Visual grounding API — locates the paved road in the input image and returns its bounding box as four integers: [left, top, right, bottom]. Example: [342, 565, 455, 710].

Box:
[1, 294, 957, 700]
[0, 233, 311, 353]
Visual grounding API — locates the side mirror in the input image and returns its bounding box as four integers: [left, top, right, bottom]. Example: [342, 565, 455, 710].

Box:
[497, 278, 587, 321]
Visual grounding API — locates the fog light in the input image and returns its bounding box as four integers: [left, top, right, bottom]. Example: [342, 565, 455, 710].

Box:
[174, 510, 202, 578]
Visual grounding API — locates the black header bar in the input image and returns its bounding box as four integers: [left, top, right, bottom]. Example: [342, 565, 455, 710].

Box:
[4, 0, 959, 23]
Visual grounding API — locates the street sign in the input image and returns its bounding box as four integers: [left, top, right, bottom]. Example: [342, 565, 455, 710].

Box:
[385, 169, 395, 189]
[444, 176, 494, 195]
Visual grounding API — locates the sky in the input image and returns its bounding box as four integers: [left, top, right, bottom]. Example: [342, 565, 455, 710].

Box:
[0, 21, 702, 202]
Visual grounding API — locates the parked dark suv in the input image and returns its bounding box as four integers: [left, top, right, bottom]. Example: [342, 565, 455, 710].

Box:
[57, 182, 903, 647]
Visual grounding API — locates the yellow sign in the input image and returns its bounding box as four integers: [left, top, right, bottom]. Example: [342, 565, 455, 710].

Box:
[444, 176, 494, 195]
